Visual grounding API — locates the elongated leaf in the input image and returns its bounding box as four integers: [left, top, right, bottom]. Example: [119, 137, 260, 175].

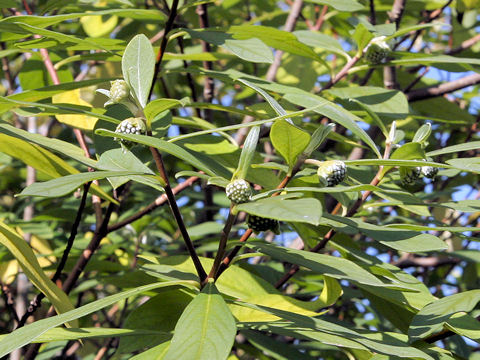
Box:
[270, 119, 311, 170]
[303, 0, 364, 11]
[236, 195, 322, 225]
[426, 141, 480, 156]
[322, 214, 447, 252]
[19, 170, 145, 198]
[237, 78, 287, 118]
[0, 281, 194, 358]
[353, 23, 374, 54]
[246, 241, 412, 289]
[0, 222, 77, 328]
[302, 123, 335, 157]
[0, 327, 165, 343]
[294, 30, 350, 60]
[237, 302, 434, 360]
[164, 282, 236, 360]
[122, 34, 155, 108]
[95, 129, 231, 178]
[235, 126, 260, 179]
[409, 290, 480, 343]
[283, 93, 382, 158]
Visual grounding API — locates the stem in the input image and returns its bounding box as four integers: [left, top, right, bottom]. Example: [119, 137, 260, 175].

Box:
[320, 55, 360, 91]
[207, 209, 236, 282]
[149, 146, 207, 283]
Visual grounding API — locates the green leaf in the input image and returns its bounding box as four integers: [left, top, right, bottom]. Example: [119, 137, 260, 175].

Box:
[229, 25, 322, 62]
[131, 342, 171, 360]
[445, 312, 480, 343]
[242, 330, 317, 360]
[237, 302, 434, 360]
[236, 195, 322, 225]
[122, 34, 156, 108]
[294, 30, 350, 60]
[246, 241, 413, 289]
[144, 97, 191, 124]
[118, 289, 194, 354]
[349, 99, 389, 139]
[426, 141, 480, 156]
[95, 129, 231, 178]
[0, 327, 165, 343]
[235, 126, 260, 179]
[0, 281, 194, 358]
[184, 29, 274, 64]
[223, 38, 274, 63]
[237, 78, 288, 118]
[97, 149, 163, 191]
[302, 123, 335, 157]
[303, 0, 364, 11]
[322, 214, 447, 252]
[0, 222, 77, 328]
[408, 290, 480, 343]
[19, 170, 146, 198]
[270, 120, 311, 170]
[353, 23, 374, 55]
[283, 93, 382, 158]
[164, 282, 237, 360]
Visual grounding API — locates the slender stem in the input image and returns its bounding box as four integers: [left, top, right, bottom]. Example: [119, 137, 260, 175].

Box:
[407, 73, 480, 102]
[148, 0, 179, 101]
[207, 209, 236, 282]
[149, 146, 207, 282]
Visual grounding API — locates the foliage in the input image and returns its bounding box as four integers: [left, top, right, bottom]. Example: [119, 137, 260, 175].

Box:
[0, 0, 480, 359]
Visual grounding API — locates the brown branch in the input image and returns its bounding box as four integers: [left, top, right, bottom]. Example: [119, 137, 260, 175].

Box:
[447, 33, 480, 55]
[1, 283, 19, 323]
[388, 0, 406, 28]
[393, 256, 460, 269]
[320, 55, 360, 91]
[107, 176, 199, 233]
[407, 73, 480, 102]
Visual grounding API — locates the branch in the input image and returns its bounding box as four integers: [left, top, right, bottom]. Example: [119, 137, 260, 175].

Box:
[196, 3, 214, 117]
[321, 55, 360, 91]
[393, 256, 460, 269]
[149, 146, 207, 283]
[407, 73, 480, 102]
[107, 176, 199, 233]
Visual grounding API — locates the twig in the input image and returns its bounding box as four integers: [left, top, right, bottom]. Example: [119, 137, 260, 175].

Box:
[320, 55, 360, 91]
[369, 0, 376, 25]
[407, 73, 480, 102]
[196, 4, 214, 116]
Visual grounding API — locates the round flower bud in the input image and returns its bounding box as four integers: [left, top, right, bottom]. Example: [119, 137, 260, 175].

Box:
[247, 215, 279, 233]
[317, 160, 347, 187]
[114, 117, 146, 146]
[364, 36, 390, 64]
[110, 79, 130, 103]
[400, 166, 421, 185]
[421, 165, 439, 179]
[226, 179, 252, 204]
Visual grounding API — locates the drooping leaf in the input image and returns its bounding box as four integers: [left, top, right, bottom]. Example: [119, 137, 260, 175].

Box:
[0, 222, 77, 328]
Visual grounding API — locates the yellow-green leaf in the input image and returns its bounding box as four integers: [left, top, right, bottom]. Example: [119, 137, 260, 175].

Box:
[52, 89, 98, 130]
[0, 222, 77, 327]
